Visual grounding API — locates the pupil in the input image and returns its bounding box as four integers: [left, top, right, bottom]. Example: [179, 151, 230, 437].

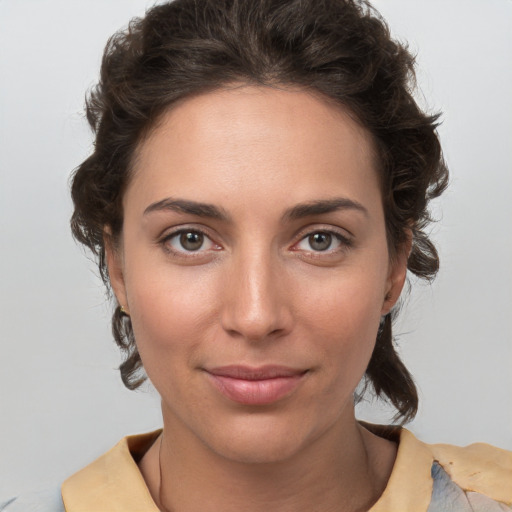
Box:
[309, 232, 331, 251]
[180, 232, 203, 251]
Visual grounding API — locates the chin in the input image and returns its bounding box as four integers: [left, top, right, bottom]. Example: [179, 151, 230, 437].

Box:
[201, 413, 325, 465]
[214, 435, 307, 465]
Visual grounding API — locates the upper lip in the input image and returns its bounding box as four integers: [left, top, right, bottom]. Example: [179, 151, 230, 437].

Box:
[205, 365, 307, 380]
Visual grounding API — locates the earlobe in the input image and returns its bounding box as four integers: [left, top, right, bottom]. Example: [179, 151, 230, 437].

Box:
[381, 232, 412, 316]
[104, 229, 129, 313]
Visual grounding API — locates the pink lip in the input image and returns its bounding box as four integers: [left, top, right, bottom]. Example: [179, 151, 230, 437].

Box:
[205, 365, 307, 405]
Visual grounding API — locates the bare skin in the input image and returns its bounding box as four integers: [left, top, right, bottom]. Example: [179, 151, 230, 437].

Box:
[139, 420, 396, 512]
[107, 85, 408, 512]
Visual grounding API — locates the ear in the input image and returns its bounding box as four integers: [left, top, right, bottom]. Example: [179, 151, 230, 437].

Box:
[381, 231, 412, 316]
[104, 229, 129, 314]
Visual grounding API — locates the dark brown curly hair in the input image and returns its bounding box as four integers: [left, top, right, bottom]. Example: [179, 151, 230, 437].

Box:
[70, 0, 448, 423]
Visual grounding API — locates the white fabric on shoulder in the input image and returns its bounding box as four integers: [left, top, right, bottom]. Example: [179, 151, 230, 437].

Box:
[0, 487, 64, 512]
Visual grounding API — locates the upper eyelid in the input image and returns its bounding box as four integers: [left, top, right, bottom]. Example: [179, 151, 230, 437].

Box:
[160, 224, 216, 241]
[293, 224, 353, 242]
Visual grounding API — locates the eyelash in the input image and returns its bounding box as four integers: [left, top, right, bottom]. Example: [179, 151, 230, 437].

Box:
[291, 228, 353, 257]
[160, 227, 220, 257]
[159, 226, 353, 259]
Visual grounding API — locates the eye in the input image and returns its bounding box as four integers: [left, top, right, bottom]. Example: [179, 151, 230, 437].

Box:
[294, 230, 351, 253]
[304, 232, 335, 251]
[178, 231, 205, 251]
[164, 229, 218, 254]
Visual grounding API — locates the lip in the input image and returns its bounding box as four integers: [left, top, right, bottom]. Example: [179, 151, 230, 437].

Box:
[204, 365, 308, 405]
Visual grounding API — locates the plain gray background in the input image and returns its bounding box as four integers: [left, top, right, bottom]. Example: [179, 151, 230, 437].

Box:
[1, 0, 511, 497]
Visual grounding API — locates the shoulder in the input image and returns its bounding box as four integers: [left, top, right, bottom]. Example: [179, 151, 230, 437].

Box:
[61, 430, 161, 511]
[1, 431, 161, 512]
[367, 425, 512, 512]
[430, 440, 512, 507]
[429, 461, 511, 512]
[0, 487, 64, 512]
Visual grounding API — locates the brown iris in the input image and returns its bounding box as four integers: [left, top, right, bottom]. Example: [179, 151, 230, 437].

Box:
[180, 231, 204, 251]
[308, 232, 332, 251]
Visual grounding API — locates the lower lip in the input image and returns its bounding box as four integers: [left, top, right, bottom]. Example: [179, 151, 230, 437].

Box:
[206, 373, 305, 405]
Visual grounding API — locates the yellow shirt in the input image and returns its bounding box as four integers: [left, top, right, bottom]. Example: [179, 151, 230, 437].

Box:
[61, 428, 512, 511]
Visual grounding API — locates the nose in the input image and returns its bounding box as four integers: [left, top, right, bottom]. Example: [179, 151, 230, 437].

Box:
[220, 249, 294, 343]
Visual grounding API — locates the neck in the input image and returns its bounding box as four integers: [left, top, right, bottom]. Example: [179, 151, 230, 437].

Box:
[140, 410, 397, 512]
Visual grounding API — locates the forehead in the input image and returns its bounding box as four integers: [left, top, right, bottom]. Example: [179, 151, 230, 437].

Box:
[127, 85, 380, 215]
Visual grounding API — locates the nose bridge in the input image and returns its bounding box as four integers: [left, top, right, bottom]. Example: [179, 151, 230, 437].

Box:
[221, 241, 291, 341]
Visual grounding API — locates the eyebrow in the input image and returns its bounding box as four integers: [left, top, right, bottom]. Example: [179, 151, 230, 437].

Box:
[283, 197, 368, 221]
[143, 196, 368, 222]
[143, 198, 231, 221]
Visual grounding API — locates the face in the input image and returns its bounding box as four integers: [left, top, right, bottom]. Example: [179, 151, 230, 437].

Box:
[107, 86, 408, 463]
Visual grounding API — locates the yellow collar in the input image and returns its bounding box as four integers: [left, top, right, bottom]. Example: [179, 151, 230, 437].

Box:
[62, 430, 161, 511]
[369, 428, 434, 511]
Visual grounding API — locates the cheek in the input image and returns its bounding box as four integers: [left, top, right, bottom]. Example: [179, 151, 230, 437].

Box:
[297, 265, 386, 379]
[125, 261, 221, 382]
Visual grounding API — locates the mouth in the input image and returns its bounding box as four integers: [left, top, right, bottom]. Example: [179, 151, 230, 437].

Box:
[204, 365, 308, 405]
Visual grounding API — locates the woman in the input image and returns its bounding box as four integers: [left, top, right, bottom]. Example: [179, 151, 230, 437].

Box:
[2, 0, 511, 510]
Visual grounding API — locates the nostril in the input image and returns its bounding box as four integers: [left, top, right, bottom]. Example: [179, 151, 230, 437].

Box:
[221, 311, 293, 343]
